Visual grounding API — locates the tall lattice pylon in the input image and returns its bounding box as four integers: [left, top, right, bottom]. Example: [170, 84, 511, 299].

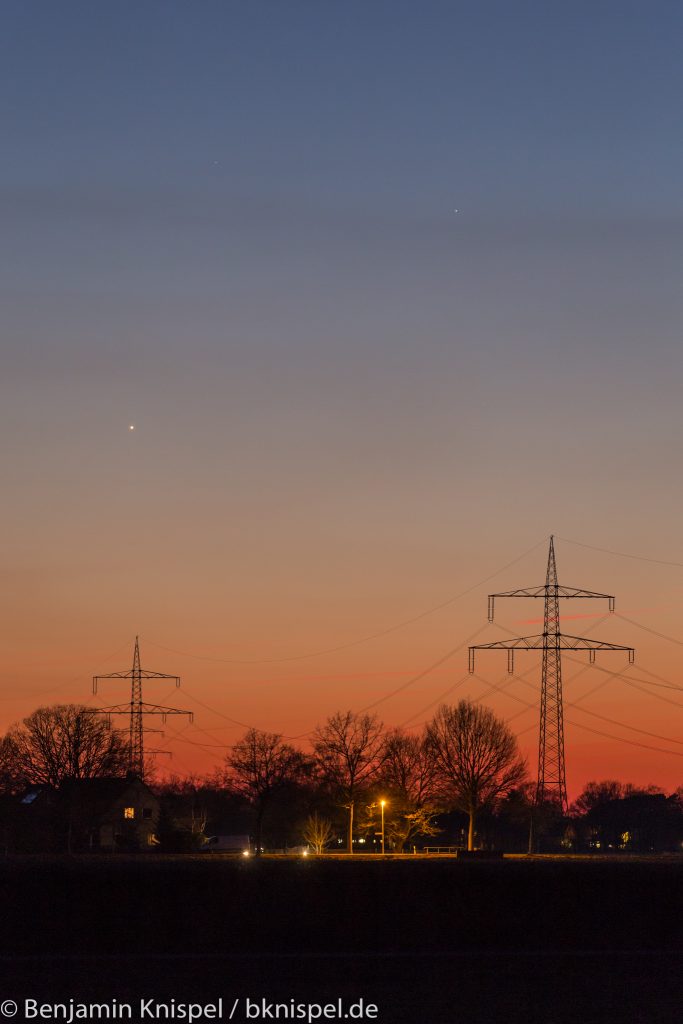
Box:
[468, 537, 634, 809]
[92, 637, 193, 779]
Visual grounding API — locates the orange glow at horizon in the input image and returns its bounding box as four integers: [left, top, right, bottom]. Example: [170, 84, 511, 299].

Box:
[3, 539, 683, 806]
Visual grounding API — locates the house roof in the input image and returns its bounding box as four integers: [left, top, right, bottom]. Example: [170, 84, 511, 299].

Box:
[59, 776, 158, 817]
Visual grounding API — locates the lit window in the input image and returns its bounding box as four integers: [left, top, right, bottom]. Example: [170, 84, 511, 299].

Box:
[124, 807, 135, 819]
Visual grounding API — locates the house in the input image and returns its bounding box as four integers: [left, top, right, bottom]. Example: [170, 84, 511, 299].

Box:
[7, 786, 61, 853]
[60, 775, 161, 852]
[4, 777, 160, 853]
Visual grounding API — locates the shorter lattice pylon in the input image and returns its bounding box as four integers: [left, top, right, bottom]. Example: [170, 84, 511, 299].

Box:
[89, 636, 193, 779]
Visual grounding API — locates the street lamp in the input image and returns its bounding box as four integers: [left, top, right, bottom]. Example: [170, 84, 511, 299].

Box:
[380, 799, 386, 855]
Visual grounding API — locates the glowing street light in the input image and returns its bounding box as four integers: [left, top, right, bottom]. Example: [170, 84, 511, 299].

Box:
[380, 799, 387, 855]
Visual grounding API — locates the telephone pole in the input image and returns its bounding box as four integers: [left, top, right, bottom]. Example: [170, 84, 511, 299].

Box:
[91, 637, 193, 779]
[468, 537, 634, 810]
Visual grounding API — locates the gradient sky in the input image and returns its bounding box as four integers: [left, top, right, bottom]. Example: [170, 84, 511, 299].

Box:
[2, 1, 683, 798]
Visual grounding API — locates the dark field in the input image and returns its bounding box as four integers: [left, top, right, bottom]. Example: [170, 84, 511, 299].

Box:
[2, 856, 682, 1023]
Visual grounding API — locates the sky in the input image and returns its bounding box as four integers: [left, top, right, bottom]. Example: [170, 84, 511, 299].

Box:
[2, 1, 683, 799]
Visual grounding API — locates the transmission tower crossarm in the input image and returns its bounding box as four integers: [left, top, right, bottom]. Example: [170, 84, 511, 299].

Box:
[82, 704, 133, 716]
[87, 702, 193, 717]
[138, 702, 194, 718]
[470, 635, 633, 652]
[93, 670, 180, 684]
[488, 587, 615, 620]
[469, 635, 634, 672]
[558, 634, 634, 656]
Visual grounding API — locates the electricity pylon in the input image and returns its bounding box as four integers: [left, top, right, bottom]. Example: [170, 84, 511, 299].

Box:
[91, 636, 193, 779]
[468, 537, 634, 810]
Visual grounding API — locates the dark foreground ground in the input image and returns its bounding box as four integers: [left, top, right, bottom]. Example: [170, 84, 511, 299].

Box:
[1, 855, 682, 1024]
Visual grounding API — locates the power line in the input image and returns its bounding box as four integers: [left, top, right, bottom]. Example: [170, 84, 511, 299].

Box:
[561, 652, 683, 700]
[175, 623, 494, 742]
[559, 536, 683, 570]
[621, 660, 683, 692]
[615, 612, 683, 650]
[397, 672, 473, 728]
[570, 702, 683, 746]
[150, 721, 220, 779]
[471, 671, 535, 711]
[481, 616, 683, 736]
[150, 666, 683, 771]
[513, 671, 683, 747]
[174, 601, 645, 748]
[397, 655, 558, 730]
[622, 677, 683, 710]
[492, 616, 683, 708]
[356, 624, 490, 713]
[166, 625, 517, 741]
[558, 650, 683, 708]
[504, 663, 595, 729]
[139, 537, 546, 665]
[177, 687, 260, 733]
[0, 639, 137, 704]
[511, 703, 683, 759]
[164, 724, 233, 753]
[564, 717, 683, 759]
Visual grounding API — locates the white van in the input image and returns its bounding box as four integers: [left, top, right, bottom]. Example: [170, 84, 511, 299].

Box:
[202, 834, 251, 854]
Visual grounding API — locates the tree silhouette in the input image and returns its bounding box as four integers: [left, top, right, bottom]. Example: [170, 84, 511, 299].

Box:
[571, 780, 682, 852]
[223, 728, 309, 854]
[0, 704, 130, 790]
[427, 700, 527, 851]
[571, 779, 624, 816]
[313, 711, 384, 854]
[379, 729, 441, 852]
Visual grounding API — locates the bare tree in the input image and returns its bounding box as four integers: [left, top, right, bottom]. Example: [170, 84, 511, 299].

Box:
[379, 728, 441, 852]
[312, 710, 384, 854]
[223, 728, 309, 854]
[427, 700, 527, 851]
[1, 704, 130, 790]
[0, 736, 21, 795]
[570, 780, 624, 816]
[302, 812, 333, 854]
